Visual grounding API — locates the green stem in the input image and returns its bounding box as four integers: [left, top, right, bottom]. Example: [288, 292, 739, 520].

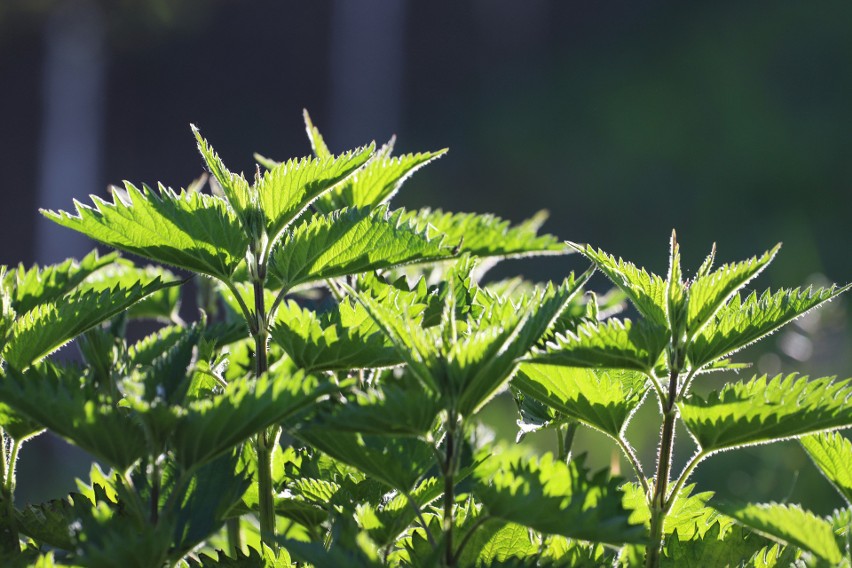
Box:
[442, 416, 458, 567]
[403, 490, 437, 548]
[453, 514, 492, 563]
[0, 434, 19, 554]
[645, 367, 680, 568]
[666, 450, 707, 513]
[226, 518, 242, 557]
[556, 422, 578, 463]
[615, 436, 650, 496]
[252, 276, 278, 551]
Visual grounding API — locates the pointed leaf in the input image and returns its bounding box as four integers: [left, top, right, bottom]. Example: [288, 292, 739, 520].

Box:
[530, 317, 667, 373]
[81, 262, 183, 322]
[172, 370, 339, 470]
[3, 278, 180, 368]
[306, 372, 441, 437]
[686, 245, 780, 337]
[192, 126, 253, 222]
[688, 284, 851, 369]
[0, 364, 147, 470]
[3, 250, 117, 314]
[679, 374, 852, 453]
[295, 429, 435, 493]
[513, 364, 649, 438]
[663, 522, 769, 567]
[473, 451, 645, 545]
[713, 502, 843, 565]
[800, 432, 852, 505]
[42, 183, 249, 280]
[568, 242, 668, 327]
[302, 109, 332, 159]
[455, 275, 590, 416]
[270, 298, 403, 372]
[346, 284, 440, 393]
[256, 144, 374, 245]
[407, 208, 566, 261]
[268, 205, 452, 291]
[317, 149, 448, 212]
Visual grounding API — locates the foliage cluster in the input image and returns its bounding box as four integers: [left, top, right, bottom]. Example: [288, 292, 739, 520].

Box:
[0, 112, 850, 567]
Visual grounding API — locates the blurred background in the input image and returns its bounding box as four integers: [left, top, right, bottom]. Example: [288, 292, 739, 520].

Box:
[2, 0, 851, 517]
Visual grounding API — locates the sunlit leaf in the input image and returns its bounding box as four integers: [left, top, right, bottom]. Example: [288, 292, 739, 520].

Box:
[513, 364, 649, 438]
[713, 502, 843, 565]
[567, 241, 667, 327]
[800, 431, 852, 505]
[3, 278, 179, 368]
[268, 205, 452, 291]
[473, 451, 645, 545]
[42, 182, 248, 280]
[688, 285, 851, 369]
[530, 317, 667, 374]
[679, 374, 852, 452]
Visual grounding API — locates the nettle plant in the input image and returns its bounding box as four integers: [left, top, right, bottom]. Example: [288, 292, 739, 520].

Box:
[0, 113, 850, 567]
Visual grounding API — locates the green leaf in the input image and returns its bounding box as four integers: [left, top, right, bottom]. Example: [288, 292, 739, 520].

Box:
[454, 275, 590, 416]
[666, 231, 687, 343]
[713, 502, 843, 565]
[295, 429, 435, 493]
[745, 543, 800, 567]
[457, 521, 538, 567]
[270, 298, 403, 372]
[256, 144, 374, 246]
[306, 371, 442, 437]
[317, 148, 448, 212]
[187, 546, 291, 568]
[356, 476, 443, 548]
[679, 374, 852, 453]
[2, 249, 117, 314]
[688, 284, 851, 369]
[407, 208, 567, 262]
[302, 108, 332, 160]
[267, 205, 452, 291]
[0, 363, 147, 471]
[171, 452, 251, 555]
[192, 125, 253, 222]
[172, 370, 338, 470]
[622, 482, 735, 541]
[345, 283, 441, 394]
[513, 364, 649, 438]
[73, 500, 173, 568]
[16, 493, 87, 550]
[686, 244, 780, 338]
[567, 241, 668, 327]
[473, 451, 646, 545]
[42, 182, 249, 280]
[529, 317, 667, 373]
[81, 261, 183, 322]
[663, 522, 769, 567]
[3, 277, 180, 368]
[801, 432, 852, 506]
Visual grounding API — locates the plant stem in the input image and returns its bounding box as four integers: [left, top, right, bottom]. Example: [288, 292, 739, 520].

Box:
[453, 514, 492, 563]
[442, 415, 458, 567]
[0, 433, 19, 554]
[556, 422, 578, 463]
[403, 490, 437, 548]
[645, 367, 679, 568]
[252, 276, 278, 551]
[226, 518, 242, 557]
[615, 436, 650, 496]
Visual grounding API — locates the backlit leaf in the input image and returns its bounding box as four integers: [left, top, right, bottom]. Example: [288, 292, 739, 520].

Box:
[42, 183, 248, 280]
[679, 374, 852, 452]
